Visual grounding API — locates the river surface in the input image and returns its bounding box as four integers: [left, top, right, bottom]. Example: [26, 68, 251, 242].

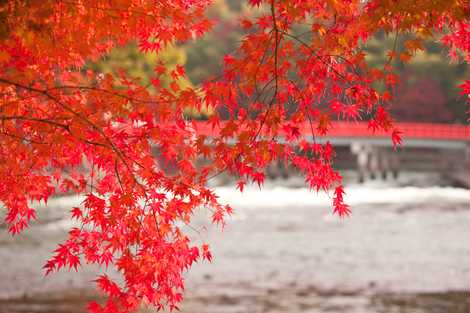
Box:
[1, 174, 470, 313]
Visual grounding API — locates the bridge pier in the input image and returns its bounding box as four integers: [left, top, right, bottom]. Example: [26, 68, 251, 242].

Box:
[266, 160, 280, 180]
[266, 160, 292, 180]
[390, 152, 400, 180]
[351, 143, 399, 183]
[465, 143, 470, 164]
[378, 149, 389, 180]
[351, 143, 369, 183]
[369, 147, 380, 180]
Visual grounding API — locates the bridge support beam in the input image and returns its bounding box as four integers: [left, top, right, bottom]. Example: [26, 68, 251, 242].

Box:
[266, 160, 280, 180]
[465, 144, 470, 164]
[369, 147, 379, 180]
[351, 143, 400, 183]
[390, 152, 400, 180]
[266, 160, 292, 180]
[351, 142, 369, 183]
[378, 149, 389, 180]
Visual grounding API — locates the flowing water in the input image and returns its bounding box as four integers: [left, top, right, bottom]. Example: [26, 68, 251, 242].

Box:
[1, 174, 470, 313]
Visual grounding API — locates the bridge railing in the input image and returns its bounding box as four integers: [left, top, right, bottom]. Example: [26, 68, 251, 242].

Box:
[194, 121, 470, 141]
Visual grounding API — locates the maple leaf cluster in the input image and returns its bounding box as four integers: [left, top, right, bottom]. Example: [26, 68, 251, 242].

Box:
[0, 0, 468, 312]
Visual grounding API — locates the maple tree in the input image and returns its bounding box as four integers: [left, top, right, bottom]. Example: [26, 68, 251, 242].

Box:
[0, 0, 468, 312]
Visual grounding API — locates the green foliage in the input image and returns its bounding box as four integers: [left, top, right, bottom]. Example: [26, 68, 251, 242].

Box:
[183, 0, 248, 85]
[366, 34, 469, 122]
[90, 42, 191, 90]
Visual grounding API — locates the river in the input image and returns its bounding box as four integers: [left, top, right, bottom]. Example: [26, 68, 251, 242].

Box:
[1, 173, 470, 313]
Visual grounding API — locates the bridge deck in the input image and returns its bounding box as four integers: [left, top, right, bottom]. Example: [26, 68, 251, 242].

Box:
[194, 121, 470, 148]
[316, 122, 470, 141]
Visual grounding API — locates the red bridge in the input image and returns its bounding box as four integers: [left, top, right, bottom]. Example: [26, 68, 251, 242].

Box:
[318, 122, 470, 184]
[195, 121, 470, 147]
[194, 121, 470, 184]
[316, 121, 470, 141]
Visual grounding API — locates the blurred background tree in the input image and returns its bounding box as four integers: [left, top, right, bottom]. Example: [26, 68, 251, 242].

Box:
[183, 0, 247, 85]
[366, 34, 469, 123]
[88, 0, 248, 118]
[89, 43, 190, 91]
[91, 0, 468, 123]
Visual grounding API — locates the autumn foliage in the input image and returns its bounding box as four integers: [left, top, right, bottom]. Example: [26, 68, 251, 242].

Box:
[0, 0, 468, 312]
